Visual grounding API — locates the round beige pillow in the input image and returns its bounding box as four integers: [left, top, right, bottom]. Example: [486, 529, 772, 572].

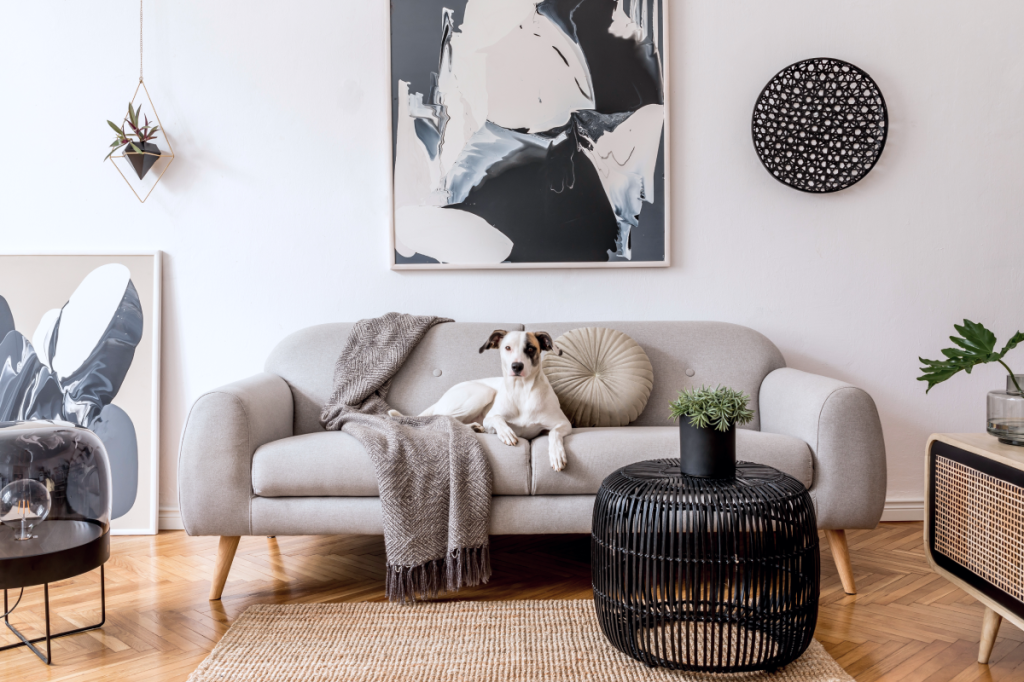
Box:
[543, 327, 654, 428]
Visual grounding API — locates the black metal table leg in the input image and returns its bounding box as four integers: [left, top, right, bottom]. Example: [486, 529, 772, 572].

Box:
[0, 564, 106, 665]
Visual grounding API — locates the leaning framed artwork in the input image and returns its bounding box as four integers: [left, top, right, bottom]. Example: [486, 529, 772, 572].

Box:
[389, 0, 670, 269]
[0, 252, 161, 534]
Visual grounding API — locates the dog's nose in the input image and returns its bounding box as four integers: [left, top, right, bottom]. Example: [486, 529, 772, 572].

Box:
[511, 362, 524, 374]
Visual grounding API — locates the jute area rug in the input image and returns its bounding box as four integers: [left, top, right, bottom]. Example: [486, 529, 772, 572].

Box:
[188, 600, 852, 682]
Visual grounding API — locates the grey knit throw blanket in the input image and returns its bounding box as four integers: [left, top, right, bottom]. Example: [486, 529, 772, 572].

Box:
[320, 313, 492, 603]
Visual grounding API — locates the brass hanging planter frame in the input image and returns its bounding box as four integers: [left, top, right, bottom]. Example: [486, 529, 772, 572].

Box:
[108, 79, 175, 203]
[106, 0, 174, 204]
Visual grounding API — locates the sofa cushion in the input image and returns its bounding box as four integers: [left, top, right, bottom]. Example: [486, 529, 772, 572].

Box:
[264, 323, 354, 436]
[530, 427, 813, 495]
[252, 431, 531, 497]
[544, 327, 654, 427]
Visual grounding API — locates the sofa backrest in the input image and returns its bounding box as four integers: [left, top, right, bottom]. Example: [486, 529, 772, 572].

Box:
[525, 322, 785, 429]
[266, 322, 524, 435]
[266, 320, 785, 435]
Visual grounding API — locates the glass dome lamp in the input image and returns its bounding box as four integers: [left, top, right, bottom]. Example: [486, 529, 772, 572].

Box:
[0, 421, 113, 664]
[0, 420, 112, 558]
[0, 479, 51, 540]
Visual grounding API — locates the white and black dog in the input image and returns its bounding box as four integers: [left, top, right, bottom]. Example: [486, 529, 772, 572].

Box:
[389, 330, 572, 471]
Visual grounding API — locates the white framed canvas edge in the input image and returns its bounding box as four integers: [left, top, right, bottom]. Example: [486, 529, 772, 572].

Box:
[0, 250, 162, 535]
[385, 1, 672, 271]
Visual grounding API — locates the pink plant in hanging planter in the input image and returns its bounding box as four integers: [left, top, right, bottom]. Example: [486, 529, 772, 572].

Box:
[105, 102, 161, 179]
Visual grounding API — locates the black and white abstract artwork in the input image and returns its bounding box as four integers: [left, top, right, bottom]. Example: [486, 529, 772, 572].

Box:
[0, 255, 160, 534]
[390, 0, 668, 268]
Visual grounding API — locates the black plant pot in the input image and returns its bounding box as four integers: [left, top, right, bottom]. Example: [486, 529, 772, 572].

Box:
[678, 420, 736, 478]
[125, 141, 161, 180]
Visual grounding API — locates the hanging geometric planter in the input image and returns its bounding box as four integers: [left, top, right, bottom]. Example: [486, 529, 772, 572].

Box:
[107, 81, 175, 202]
[105, 2, 174, 203]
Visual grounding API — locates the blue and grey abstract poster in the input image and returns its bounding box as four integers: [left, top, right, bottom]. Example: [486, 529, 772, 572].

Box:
[391, 0, 667, 267]
[0, 263, 145, 523]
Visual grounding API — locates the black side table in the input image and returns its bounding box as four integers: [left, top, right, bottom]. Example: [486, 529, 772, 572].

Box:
[591, 459, 819, 672]
[0, 421, 113, 665]
[1, 521, 108, 664]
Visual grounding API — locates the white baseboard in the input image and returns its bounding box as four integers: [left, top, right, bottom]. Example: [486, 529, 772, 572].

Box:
[159, 506, 184, 530]
[880, 499, 924, 522]
[156, 498, 926, 530]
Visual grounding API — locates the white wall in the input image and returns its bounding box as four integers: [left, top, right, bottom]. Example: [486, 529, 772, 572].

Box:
[3, 1, 1022, 525]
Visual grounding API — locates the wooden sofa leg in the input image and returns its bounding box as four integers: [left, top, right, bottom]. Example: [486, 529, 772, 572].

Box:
[210, 536, 241, 601]
[825, 529, 856, 595]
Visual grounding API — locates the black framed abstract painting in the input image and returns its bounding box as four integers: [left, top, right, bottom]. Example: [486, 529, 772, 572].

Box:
[389, 0, 670, 269]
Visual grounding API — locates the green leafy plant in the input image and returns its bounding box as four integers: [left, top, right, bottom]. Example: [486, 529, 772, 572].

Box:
[669, 385, 754, 432]
[105, 103, 160, 161]
[918, 319, 1024, 394]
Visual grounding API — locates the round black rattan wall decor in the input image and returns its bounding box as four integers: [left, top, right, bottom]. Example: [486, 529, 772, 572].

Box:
[752, 58, 887, 193]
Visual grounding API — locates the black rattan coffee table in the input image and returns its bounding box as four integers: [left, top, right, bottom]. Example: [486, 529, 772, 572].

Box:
[591, 459, 819, 672]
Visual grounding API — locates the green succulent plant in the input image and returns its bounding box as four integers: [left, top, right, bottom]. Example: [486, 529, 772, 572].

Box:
[669, 385, 754, 432]
[105, 102, 160, 161]
[918, 319, 1024, 394]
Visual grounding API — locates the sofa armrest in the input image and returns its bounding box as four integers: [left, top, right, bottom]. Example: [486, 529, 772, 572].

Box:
[178, 372, 294, 536]
[759, 367, 886, 530]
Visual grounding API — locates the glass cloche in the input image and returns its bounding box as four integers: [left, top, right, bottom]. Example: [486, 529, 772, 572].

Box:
[0, 421, 112, 547]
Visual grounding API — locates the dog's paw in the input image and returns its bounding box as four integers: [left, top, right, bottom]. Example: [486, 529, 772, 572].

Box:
[469, 422, 486, 433]
[549, 443, 567, 471]
[497, 428, 519, 446]
[387, 409, 403, 418]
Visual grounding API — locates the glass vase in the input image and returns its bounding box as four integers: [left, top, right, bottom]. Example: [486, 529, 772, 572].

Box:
[987, 375, 1024, 446]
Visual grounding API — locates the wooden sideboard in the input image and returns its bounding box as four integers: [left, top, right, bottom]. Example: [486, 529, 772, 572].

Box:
[925, 433, 1024, 664]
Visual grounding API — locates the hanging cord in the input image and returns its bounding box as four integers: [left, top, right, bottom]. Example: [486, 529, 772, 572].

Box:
[139, 0, 144, 82]
[2, 588, 24, 618]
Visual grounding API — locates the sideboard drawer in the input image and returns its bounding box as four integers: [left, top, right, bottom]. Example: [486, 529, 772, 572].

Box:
[926, 434, 1024, 664]
[928, 439, 1024, 618]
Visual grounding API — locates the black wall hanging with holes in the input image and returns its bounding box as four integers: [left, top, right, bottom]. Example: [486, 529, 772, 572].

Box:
[752, 58, 887, 193]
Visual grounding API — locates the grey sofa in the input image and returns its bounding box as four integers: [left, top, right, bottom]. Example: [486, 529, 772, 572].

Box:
[179, 321, 886, 600]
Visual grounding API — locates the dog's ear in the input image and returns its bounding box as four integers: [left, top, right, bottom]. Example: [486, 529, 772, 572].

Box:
[479, 329, 508, 353]
[533, 332, 562, 356]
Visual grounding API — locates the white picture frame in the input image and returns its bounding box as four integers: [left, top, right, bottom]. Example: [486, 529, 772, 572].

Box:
[0, 251, 162, 535]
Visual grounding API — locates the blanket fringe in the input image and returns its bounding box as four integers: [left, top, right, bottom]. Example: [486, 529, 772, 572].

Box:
[386, 545, 491, 604]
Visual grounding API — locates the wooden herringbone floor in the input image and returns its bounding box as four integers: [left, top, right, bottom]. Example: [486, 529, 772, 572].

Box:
[0, 522, 1021, 680]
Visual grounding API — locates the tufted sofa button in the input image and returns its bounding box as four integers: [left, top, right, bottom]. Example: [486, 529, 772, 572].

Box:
[433, 369, 442, 377]
[685, 369, 695, 377]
